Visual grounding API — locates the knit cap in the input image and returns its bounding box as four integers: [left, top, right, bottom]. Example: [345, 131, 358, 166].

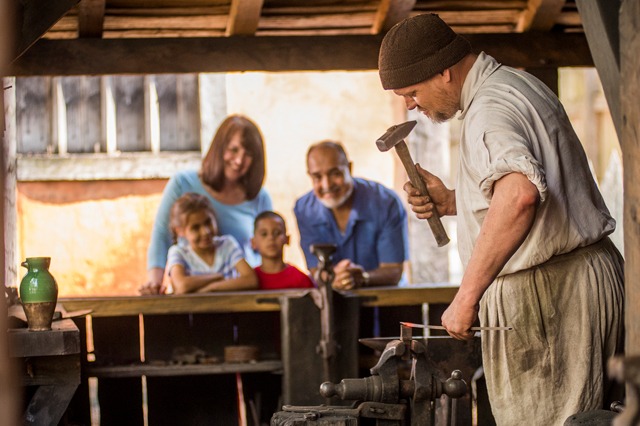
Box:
[378, 14, 472, 90]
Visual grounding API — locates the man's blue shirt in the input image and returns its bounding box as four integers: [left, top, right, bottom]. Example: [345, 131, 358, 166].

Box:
[294, 177, 408, 271]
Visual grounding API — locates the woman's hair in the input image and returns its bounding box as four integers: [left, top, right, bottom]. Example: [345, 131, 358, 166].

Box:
[169, 193, 217, 244]
[200, 114, 266, 200]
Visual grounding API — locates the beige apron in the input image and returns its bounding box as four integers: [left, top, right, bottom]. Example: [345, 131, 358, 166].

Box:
[479, 237, 624, 426]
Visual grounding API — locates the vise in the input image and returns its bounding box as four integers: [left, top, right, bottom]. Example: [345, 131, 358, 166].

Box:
[271, 324, 468, 425]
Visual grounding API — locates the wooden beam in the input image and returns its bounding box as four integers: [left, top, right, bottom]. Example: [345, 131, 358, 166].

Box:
[516, 0, 566, 31]
[575, 0, 622, 141]
[620, 0, 640, 355]
[9, 32, 593, 76]
[226, 0, 264, 36]
[371, 0, 416, 34]
[13, 0, 79, 60]
[78, 0, 106, 38]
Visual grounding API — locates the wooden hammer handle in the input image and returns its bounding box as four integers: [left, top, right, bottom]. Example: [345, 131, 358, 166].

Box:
[394, 141, 450, 247]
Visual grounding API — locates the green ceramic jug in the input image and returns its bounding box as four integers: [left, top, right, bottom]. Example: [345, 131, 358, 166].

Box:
[20, 257, 59, 331]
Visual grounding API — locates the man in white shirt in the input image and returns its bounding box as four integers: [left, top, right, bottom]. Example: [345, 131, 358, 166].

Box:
[378, 13, 624, 426]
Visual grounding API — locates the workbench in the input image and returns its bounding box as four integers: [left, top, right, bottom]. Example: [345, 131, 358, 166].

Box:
[56, 283, 462, 425]
[7, 305, 81, 426]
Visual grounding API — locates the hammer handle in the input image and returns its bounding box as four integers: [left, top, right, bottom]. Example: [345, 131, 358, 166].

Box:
[395, 141, 450, 247]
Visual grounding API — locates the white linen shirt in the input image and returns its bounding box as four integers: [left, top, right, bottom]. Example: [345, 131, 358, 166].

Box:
[456, 52, 615, 275]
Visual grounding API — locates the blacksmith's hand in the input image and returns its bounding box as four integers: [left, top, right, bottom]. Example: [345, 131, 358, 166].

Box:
[441, 295, 479, 341]
[403, 164, 455, 219]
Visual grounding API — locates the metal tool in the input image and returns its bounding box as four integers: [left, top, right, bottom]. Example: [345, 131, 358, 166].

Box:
[311, 243, 340, 386]
[376, 120, 450, 247]
[316, 323, 467, 425]
[400, 322, 513, 332]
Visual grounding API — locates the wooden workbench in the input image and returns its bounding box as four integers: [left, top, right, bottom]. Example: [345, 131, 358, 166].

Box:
[56, 283, 459, 425]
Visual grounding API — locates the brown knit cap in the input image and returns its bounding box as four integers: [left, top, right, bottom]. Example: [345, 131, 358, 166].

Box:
[378, 14, 472, 90]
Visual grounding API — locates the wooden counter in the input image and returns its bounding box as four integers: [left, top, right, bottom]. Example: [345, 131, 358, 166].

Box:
[59, 283, 459, 317]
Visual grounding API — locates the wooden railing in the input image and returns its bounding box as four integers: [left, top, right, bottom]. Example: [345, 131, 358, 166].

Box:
[59, 283, 459, 316]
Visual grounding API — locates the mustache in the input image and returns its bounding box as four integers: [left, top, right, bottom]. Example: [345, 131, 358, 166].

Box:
[319, 185, 340, 196]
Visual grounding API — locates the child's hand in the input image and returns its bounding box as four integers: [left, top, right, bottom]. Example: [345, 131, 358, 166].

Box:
[138, 281, 166, 295]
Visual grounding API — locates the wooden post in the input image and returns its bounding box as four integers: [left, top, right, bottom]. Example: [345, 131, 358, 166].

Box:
[620, 0, 640, 355]
[1, 0, 20, 423]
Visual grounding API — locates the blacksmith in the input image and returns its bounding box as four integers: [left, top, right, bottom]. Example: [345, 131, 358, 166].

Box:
[378, 13, 625, 425]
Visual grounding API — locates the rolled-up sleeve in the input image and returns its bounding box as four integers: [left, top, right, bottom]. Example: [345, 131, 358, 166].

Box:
[477, 129, 547, 204]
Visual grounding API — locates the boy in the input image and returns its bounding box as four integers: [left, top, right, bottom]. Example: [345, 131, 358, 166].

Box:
[251, 211, 315, 290]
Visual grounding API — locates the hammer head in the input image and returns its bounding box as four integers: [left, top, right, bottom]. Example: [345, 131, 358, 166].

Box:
[376, 120, 417, 152]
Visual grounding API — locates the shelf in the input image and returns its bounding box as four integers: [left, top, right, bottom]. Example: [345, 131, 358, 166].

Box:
[86, 360, 283, 378]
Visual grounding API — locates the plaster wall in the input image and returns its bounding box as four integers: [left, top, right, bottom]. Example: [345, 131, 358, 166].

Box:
[17, 71, 400, 296]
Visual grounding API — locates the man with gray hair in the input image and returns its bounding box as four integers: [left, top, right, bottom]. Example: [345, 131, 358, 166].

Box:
[378, 13, 624, 425]
[294, 140, 408, 290]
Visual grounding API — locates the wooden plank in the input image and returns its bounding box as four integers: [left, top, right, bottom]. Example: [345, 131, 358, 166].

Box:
[575, 0, 622, 141]
[23, 384, 79, 426]
[78, 0, 106, 38]
[2, 79, 18, 292]
[15, 77, 51, 153]
[414, 1, 527, 11]
[0, 74, 20, 426]
[154, 75, 179, 150]
[12, 0, 79, 60]
[9, 32, 593, 76]
[620, 0, 640, 355]
[59, 286, 457, 317]
[103, 14, 228, 29]
[153, 74, 200, 151]
[516, 0, 566, 31]
[7, 318, 80, 358]
[371, 0, 416, 34]
[16, 152, 202, 181]
[226, 0, 264, 35]
[355, 284, 458, 307]
[176, 74, 200, 151]
[59, 290, 307, 316]
[86, 360, 283, 378]
[61, 76, 101, 153]
[17, 355, 80, 386]
[113, 75, 145, 152]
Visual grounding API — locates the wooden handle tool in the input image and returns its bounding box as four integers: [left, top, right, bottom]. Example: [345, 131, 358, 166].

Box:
[376, 120, 450, 247]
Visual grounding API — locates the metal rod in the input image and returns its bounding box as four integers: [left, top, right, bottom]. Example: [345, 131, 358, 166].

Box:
[400, 322, 513, 331]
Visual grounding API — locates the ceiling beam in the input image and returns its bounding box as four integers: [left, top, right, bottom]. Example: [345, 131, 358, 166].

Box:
[516, 0, 566, 31]
[78, 0, 106, 38]
[226, 0, 264, 36]
[13, 0, 79, 61]
[8, 32, 592, 77]
[576, 0, 621, 141]
[371, 0, 416, 34]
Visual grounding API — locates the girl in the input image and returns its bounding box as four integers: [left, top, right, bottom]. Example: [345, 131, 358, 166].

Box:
[166, 192, 258, 294]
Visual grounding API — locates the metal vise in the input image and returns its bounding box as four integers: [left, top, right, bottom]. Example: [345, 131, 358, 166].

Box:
[272, 324, 467, 425]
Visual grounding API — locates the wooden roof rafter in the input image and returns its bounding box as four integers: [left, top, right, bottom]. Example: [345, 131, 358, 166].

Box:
[78, 0, 106, 38]
[516, 0, 566, 31]
[226, 0, 265, 36]
[13, 0, 80, 60]
[371, 0, 416, 34]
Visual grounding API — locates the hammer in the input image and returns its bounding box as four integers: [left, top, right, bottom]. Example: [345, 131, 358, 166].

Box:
[376, 120, 450, 247]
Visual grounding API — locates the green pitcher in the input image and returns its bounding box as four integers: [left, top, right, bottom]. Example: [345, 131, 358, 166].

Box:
[19, 257, 59, 331]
